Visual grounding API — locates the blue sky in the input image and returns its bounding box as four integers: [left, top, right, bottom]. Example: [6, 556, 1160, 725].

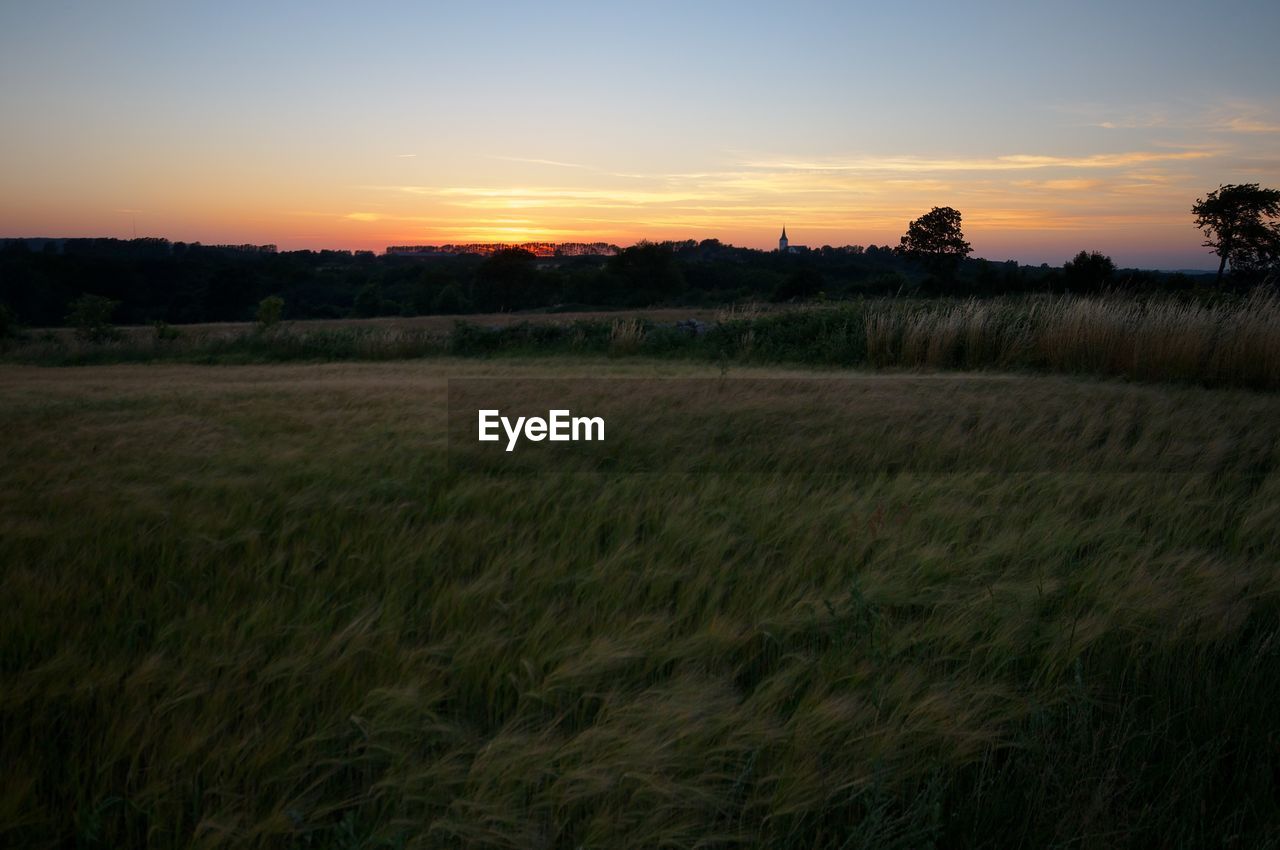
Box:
[3, 0, 1279, 267]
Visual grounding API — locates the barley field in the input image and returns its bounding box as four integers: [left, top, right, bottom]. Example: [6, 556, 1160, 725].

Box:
[1, 359, 1278, 848]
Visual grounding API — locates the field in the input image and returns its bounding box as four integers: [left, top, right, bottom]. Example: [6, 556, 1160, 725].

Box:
[8, 293, 1280, 391]
[2, 358, 1279, 848]
[26, 308, 727, 343]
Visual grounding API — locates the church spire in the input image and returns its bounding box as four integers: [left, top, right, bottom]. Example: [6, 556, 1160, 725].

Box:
[779, 225, 789, 253]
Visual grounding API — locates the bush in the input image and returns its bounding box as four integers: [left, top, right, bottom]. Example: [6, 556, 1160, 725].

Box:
[256, 296, 284, 330]
[66, 294, 121, 343]
[152, 320, 180, 342]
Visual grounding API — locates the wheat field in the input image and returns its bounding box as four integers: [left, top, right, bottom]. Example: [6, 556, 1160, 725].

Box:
[2, 359, 1278, 848]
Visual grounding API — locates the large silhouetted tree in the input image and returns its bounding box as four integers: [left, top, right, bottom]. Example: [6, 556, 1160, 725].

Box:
[898, 206, 972, 281]
[1192, 184, 1280, 284]
[1062, 250, 1115, 291]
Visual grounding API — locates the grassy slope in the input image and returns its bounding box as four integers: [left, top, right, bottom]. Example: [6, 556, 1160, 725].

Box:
[1, 359, 1278, 849]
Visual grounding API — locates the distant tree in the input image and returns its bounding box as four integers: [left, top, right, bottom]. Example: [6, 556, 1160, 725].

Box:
[475, 248, 538, 311]
[67, 294, 120, 342]
[898, 207, 972, 280]
[605, 241, 685, 304]
[772, 267, 823, 302]
[1192, 183, 1280, 284]
[974, 259, 1000, 294]
[353, 283, 383, 317]
[1062, 251, 1115, 291]
[0, 303, 16, 340]
[256, 295, 284, 328]
[410, 269, 453, 315]
[433, 284, 468, 315]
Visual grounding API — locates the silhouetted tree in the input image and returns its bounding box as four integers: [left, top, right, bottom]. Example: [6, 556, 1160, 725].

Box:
[433, 284, 468, 315]
[772, 267, 823, 302]
[474, 248, 540, 311]
[256, 295, 284, 328]
[1062, 251, 1115, 291]
[353, 282, 384, 317]
[974, 259, 1000, 294]
[1192, 183, 1280, 284]
[67, 294, 120, 342]
[898, 207, 972, 281]
[409, 269, 453, 315]
[605, 241, 684, 304]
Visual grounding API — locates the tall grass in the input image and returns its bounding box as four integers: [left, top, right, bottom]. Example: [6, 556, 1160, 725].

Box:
[607, 318, 646, 356]
[5, 292, 1279, 390]
[1, 360, 1278, 848]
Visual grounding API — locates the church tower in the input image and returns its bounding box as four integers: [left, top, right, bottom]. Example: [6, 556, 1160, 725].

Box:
[779, 226, 789, 253]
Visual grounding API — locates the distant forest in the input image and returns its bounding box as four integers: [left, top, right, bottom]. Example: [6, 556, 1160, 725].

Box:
[0, 237, 1226, 328]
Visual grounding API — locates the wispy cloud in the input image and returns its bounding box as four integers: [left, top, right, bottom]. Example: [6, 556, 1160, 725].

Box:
[1214, 116, 1280, 134]
[342, 138, 1237, 250]
[738, 150, 1215, 173]
[1094, 119, 1167, 129]
[1074, 99, 1280, 135]
[370, 185, 713, 207]
[489, 156, 600, 171]
[1012, 179, 1104, 191]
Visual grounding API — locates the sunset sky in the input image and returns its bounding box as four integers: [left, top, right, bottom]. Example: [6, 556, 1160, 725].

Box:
[2, 0, 1279, 268]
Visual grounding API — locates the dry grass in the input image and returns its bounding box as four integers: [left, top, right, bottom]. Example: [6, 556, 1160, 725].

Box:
[607, 318, 646, 355]
[26, 308, 727, 343]
[10, 293, 1279, 391]
[856, 290, 1280, 388]
[713, 301, 769, 323]
[1, 358, 1278, 848]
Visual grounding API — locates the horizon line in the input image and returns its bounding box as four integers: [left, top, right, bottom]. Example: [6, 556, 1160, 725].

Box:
[0, 234, 1221, 273]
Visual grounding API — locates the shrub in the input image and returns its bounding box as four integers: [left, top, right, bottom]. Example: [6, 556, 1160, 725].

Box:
[66, 294, 121, 343]
[152, 320, 180, 342]
[256, 296, 284, 330]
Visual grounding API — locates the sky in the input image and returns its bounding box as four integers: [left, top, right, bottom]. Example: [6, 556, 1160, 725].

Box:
[2, 1, 1279, 269]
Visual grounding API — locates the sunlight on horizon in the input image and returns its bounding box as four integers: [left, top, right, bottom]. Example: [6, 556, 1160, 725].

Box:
[2, 0, 1279, 268]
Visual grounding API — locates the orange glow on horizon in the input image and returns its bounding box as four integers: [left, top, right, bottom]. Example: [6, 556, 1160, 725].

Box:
[0, 143, 1259, 268]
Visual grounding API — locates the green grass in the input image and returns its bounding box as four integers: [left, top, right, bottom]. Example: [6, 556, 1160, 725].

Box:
[1, 359, 1278, 849]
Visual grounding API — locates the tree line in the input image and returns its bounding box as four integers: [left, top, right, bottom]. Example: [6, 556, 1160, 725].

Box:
[1, 184, 1275, 332]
